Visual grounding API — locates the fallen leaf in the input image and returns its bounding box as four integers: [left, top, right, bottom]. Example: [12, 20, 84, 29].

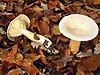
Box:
[16, 59, 38, 75]
[4, 12, 16, 19]
[76, 67, 85, 75]
[49, 14, 60, 22]
[25, 53, 41, 61]
[58, 35, 69, 42]
[59, 2, 65, 10]
[38, 21, 50, 35]
[94, 18, 100, 23]
[5, 2, 14, 11]
[92, 35, 100, 45]
[7, 69, 21, 75]
[76, 49, 93, 58]
[0, 2, 6, 11]
[1, 44, 18, 61]
[94, 43, 100, 55]
[51, 25, 61, 35]
[32, 5, 43, 13]
[94, 0, 100, 5]
[39, 49, 49, 65]
[48, 1, 57, 9]
[79, 55, 100, 72]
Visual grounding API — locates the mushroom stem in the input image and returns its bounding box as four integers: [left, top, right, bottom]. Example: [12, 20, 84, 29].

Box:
[69, 40, 81, 54]
[21, 29, 45, 45]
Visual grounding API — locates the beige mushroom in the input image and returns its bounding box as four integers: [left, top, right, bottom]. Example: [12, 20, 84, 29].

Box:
[59, 14, 99, 54]
[7, 14, 52, 48]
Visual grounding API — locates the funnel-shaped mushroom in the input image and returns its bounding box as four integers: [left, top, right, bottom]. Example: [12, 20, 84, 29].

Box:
[59, 14, 99, 54]
[7, 14, 52, 48]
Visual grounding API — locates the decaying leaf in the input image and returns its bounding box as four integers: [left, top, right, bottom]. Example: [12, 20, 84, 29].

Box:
[51, 55, 73, 71]
[94, 43, 100, 54]
[0, 44, 18, 61]
[58, 35, 69, 42]
[79, 55, 100, 72]
[5, 2, 14, 11]
[25, 53, 41, 61]
[4, 12, 16, 19]
[59, 2, 65, 10]
[0, 0, 100, 74]
[0, 2, 6, 11]
[76, 49, 93, 58]
[32, 5, 43, 13]
[16, 59, 38, 75]
[51, 25, 61, 35]
[0, 27, 6, 35]
[94, 0, 100, 5]
[49, 14, 60, 22]
[38, 21, 50, 35]
[76, 67, 85, 75]
[7, 69, 22, 75]
[48, 1, 57, 9]
[94, 18, 100, 23]
[39, 49, 49, 65]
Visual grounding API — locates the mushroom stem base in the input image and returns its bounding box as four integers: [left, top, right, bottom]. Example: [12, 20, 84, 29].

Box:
[69, 40, 80, 54]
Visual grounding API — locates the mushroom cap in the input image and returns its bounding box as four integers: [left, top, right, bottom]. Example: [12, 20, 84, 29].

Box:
[59, 14, 99, 41]
[7, 14, 30, 40]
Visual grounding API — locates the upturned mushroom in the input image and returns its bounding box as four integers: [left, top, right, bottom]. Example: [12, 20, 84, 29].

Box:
[7, 14, 52, 48]
[59, 14, 99, 54]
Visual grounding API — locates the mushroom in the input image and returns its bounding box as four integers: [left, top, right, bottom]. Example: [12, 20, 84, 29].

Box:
[7, 14, 52, 48]
[59, 14, 99, 54]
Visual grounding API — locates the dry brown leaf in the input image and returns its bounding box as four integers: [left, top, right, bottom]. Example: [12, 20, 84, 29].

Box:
[0, 2, 6, 11]
[76, 67, 85, 75]
[7, 69, 21, 75]
[94, 0, 100, 5]
[5, 13, 16, 19]
[25, 53, 41, 61]
[48, 1, 57, 9]
[32, 5, 43, 13]
[77, 9, 89, 15]
[49, 14, 60, 22]
[94, 43, 100, 54]
[94, 18, 100, 23]
[16, 59, 38, 75]
[39, 21, 50, 35]
[30, 18, 37, 28]
[79, 55, 100, 72]
[22, 5, 33, 15]
[51, 25, 61, 35]
[92, 35, 100, 45]
[5, 2, 14, 11]
[39, 50, 49, 65]
[39, 71, 45, 75]
[2, 44, 18, 61]
[59, 2, 65, 10]
[58, 35, 69, 42]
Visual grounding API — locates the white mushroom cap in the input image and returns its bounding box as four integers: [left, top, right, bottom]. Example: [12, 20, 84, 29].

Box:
[7, 14, 30, 40]
[59, 14, 99, 41]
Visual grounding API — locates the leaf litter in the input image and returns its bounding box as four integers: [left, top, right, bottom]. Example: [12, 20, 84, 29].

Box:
[0, 0, 100, 75]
